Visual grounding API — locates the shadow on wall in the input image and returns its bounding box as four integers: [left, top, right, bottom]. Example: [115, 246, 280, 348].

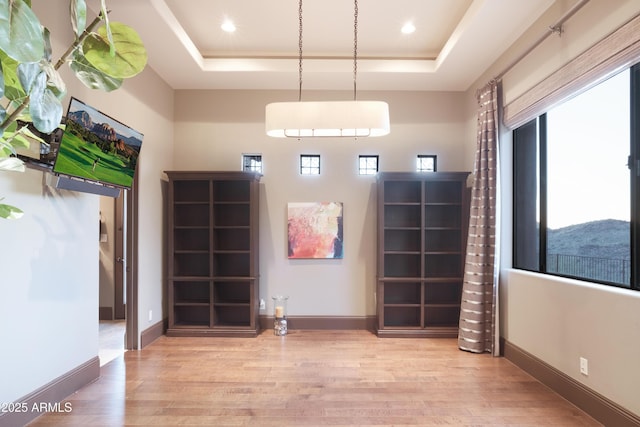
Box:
[29, 197, 95, 301]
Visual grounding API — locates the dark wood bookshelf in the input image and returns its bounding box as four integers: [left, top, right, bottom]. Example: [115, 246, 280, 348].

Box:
[165, 171, 261, 337]
[376, 172, 470, 338]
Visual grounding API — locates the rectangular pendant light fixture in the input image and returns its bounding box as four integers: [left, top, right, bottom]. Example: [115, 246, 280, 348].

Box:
[265, 0, 390, 139]
[265, 100, 390, 138]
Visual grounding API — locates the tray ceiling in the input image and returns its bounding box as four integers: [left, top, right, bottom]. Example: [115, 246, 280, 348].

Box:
[97, 0, 555, 91]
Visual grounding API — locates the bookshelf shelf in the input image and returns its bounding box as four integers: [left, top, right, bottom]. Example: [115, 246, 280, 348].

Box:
[376, 172, 470, 338]
[166, 171, 261, 337]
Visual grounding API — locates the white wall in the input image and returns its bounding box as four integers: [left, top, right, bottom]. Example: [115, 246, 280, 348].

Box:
[99, 197, 115, 313]
[0, 168, 99, 403]
[174, 89, 471, 316]
[0, 1, 174, 404]
[463, 0, 640, 417]
[120, 73, 174, 340]
[506, 270, 640, 415]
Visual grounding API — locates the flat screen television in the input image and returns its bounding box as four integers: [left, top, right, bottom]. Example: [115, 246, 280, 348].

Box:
[53, 97, 144, 189]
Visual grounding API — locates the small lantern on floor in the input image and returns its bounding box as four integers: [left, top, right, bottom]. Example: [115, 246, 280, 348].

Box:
[272, 296, 288, 336]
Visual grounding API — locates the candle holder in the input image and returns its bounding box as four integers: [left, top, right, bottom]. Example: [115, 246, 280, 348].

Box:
[272, 295, 288, 336]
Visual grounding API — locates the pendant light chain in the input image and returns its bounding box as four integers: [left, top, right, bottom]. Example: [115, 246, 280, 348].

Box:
[265, 0, 388, 138]
[298, 0, 304, 102]
[353, 0, 358, 101]
[299, 0, 358, 102]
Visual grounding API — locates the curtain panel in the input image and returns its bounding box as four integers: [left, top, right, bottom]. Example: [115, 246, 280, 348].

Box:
[458, 81, 500, 356]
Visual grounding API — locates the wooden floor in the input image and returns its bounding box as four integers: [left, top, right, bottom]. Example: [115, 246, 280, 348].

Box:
[98, 320, 126, 367]
[29, 330, 600, 426]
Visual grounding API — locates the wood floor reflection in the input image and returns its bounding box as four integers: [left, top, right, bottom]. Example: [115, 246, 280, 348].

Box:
[99, 320, 126, 367]
[29, 330, 600, 426]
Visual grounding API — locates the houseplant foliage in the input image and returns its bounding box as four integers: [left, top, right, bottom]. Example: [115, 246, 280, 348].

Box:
[0, 0, 147, 219]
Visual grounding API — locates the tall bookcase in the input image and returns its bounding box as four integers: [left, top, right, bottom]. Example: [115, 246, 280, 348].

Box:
[165, 171, 261, 337]
[376, 172, 470, 338]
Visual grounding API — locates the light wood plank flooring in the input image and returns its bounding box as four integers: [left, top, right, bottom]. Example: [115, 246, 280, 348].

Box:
[29, 330, 600, 426]
[98, 320, 126, 367]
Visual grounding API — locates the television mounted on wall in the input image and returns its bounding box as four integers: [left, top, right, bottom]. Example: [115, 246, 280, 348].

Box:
[52, 97, 144, 189]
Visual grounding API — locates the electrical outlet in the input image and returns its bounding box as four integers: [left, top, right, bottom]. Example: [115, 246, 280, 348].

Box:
[579, 357, 588, 375]
[259, 299, 266, 310]
[148, 309, 153, 322]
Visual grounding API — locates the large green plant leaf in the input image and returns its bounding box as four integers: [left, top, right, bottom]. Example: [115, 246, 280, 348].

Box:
[0, 0, 44, 63]
[17, 61, 40, 93]
[0, 201, 24, 219]
[0, 62, 7, 131]
[0, 132, 30, 157]
[82, 22, 147, 79]
[70, 49, 122, 91]
[41, 61, 66, 98]
[0, 156, 25, 171]
[0, 50, 26, 101]
[42, 26, 52, 62]
[70, 0, 87, 38]
[1, 134, 29, 153]
[0, 59, 4, 125]
[1, 122, 31, 151]
[0, 58, 4, 99]
[0, 135, 14, 156]
[28, 72, 62, 134]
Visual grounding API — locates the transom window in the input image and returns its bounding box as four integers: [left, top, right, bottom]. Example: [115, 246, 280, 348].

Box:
[358, 155, 379, 175]
[242, 154, 263, 173]
[416, 155, 437, 172]
[300, 154, 320, 175]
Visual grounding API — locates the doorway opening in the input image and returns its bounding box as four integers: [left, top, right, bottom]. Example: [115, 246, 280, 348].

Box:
[98, 182, 138, 365]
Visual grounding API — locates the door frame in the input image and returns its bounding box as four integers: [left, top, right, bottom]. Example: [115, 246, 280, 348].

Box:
[125, 174, 139, 350]
[114, 194, 125, 320]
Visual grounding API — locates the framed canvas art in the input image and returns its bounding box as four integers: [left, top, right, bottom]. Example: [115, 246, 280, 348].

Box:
[287, 202, 343, 259]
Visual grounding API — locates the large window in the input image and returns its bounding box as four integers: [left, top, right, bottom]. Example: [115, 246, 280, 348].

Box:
[514, 64, 639, 290]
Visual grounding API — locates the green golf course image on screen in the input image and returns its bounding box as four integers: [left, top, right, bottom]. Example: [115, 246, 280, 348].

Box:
[53, 97, 144, 189]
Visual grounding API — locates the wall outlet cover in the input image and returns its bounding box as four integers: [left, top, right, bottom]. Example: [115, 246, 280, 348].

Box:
[579, 357, 588, 375]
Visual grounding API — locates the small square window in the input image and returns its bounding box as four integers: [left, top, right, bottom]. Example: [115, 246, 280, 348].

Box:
[358, 155, 379, 175]
[242, 154, 263, 173]
[300, 154, 320, 175]
[416, 155, 437, 172]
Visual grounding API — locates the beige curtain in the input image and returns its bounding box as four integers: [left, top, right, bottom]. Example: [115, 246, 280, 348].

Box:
[458, 81, 500, 356]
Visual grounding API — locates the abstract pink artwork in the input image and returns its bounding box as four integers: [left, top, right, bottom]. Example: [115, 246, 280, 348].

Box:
[287, 202, 344, 259]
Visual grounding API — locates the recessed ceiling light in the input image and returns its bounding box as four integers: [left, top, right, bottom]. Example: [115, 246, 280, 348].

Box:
[401, 22, 416, 34]
[221, 19, 236, 33]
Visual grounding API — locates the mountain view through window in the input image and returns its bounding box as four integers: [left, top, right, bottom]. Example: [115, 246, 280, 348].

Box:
[545, 69, 630, 286]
